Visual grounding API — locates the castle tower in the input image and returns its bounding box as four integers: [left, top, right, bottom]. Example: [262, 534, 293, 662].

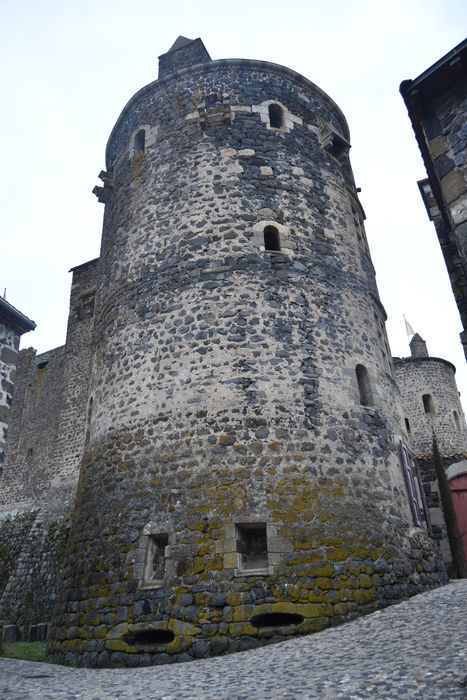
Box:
[394, 334, 467, 571]
[49, 39, 446, 666]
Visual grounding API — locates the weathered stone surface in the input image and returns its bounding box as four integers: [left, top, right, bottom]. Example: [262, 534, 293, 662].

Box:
[0, 40, 449, 669]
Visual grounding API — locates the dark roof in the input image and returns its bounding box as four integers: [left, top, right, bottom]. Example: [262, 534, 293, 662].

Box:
[0, 296, 36, 335]
[400, 37, 467, 103]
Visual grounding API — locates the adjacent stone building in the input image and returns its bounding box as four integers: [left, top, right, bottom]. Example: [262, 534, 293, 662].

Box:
[400, 39, 467, 359]
[1, 38, 450, 666]
[0, 297, 35, 478]
[394, 333, 467, 570]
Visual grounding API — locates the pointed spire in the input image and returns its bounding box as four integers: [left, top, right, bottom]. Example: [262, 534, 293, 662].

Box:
[410, 333, 429, 358]
[167, 36, 194, 53]
[158, 37, 211, 78]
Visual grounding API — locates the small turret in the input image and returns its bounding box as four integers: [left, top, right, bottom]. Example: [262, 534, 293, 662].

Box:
[158, 36, 211, 78]
[410, 333, 429, 358]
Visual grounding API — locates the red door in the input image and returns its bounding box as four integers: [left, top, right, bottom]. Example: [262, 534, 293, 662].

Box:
[450, 474, 467, 571]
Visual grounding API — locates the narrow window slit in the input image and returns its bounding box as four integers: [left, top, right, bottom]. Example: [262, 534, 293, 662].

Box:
[134, 129, 146, 155]
[264, 226, 281, 252]
[422, 394, 435, 414]
[356, 364, 373, 407]
[268, 104, 283, 128]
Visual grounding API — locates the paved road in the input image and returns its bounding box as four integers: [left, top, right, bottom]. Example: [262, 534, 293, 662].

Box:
[1, 581, 466, 700]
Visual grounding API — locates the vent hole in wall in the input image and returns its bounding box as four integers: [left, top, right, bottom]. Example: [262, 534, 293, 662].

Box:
[251, 612, 304, 628]
[123, 629, 175, 646]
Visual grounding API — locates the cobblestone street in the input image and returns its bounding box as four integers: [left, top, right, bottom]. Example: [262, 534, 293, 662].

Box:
[1, 580, 466, 699]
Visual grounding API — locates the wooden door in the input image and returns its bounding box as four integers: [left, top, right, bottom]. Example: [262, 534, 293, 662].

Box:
[450, 474, 467, 569]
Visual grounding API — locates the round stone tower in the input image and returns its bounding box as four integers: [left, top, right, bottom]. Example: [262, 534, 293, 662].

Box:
[394, 333, 467, 570]
[49, 38, 446, 667]
[394, 333, 467, 456]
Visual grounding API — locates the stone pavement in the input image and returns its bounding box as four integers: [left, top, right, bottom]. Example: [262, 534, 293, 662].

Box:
[1, 580, 466, 700]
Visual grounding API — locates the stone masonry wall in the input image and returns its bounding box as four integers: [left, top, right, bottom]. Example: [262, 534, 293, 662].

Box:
[0, 260, 98, 516]
[393, 357, 467, 456]
[421, 79, 467, 353]
[0, 321, 20, 479]
[0, 262, 97, 635]
[48, 53, 446, 668]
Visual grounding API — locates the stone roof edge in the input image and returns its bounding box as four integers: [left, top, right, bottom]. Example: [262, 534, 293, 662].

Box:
[105, 58, 350, 164]
[392, 355, 456, 374]
[69, 257, 100, 274]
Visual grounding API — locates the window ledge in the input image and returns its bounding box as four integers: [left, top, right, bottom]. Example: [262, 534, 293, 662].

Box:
[235, 567, 271, 577]
[140, 579, 164, 590]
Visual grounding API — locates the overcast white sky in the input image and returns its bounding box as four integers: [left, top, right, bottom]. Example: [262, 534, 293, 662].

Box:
[1, 1, 467, 407]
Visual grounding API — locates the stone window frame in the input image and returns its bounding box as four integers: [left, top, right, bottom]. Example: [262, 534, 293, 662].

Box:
[250, 220, 294, 255]
[135, 519, 175, 590]
[252, 100, 302, 133]
[345, 359, 379, 410]
[128, 124, 158, 160]
[219, 517, 292, 577]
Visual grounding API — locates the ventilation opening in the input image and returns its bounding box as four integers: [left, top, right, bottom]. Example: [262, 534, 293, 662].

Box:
[405, 418, 411, 434]
[134, 129, 146, 155]
[251, 612, 304, 628]
[123, 629, 174, 646]
[422, 394, 435, 414]
[264, 226, 281, 252]
[268, 104, 284, 128]
[454, 410, 461, 431]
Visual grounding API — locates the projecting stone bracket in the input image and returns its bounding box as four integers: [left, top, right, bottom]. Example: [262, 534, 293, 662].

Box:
[197, 93, 232, 130]
[92, 170, 113, 203]
[319, 123, 350, 161]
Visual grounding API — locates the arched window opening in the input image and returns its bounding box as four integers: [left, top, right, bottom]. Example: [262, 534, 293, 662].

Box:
[356, 364, 373, 407]
[264, 226, 281, 252]
[268, 104, 283, 129]
[134, 129, 146, 155]
[422, 394, 435, 414]
[405, 417, 411, 434]
[454, 410, 461, 431]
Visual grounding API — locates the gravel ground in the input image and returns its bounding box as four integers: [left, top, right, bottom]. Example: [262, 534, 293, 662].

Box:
[1, 580, 466, 700]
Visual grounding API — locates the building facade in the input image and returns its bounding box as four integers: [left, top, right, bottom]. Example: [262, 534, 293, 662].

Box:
[1, 38, 448, 666]
[400, 39, 467, 359]
[394, 333, 467, 571]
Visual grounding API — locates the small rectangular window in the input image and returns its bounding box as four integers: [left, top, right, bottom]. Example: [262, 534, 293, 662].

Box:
[236, 523, 268, 571]
[143, 534, 168, 583]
